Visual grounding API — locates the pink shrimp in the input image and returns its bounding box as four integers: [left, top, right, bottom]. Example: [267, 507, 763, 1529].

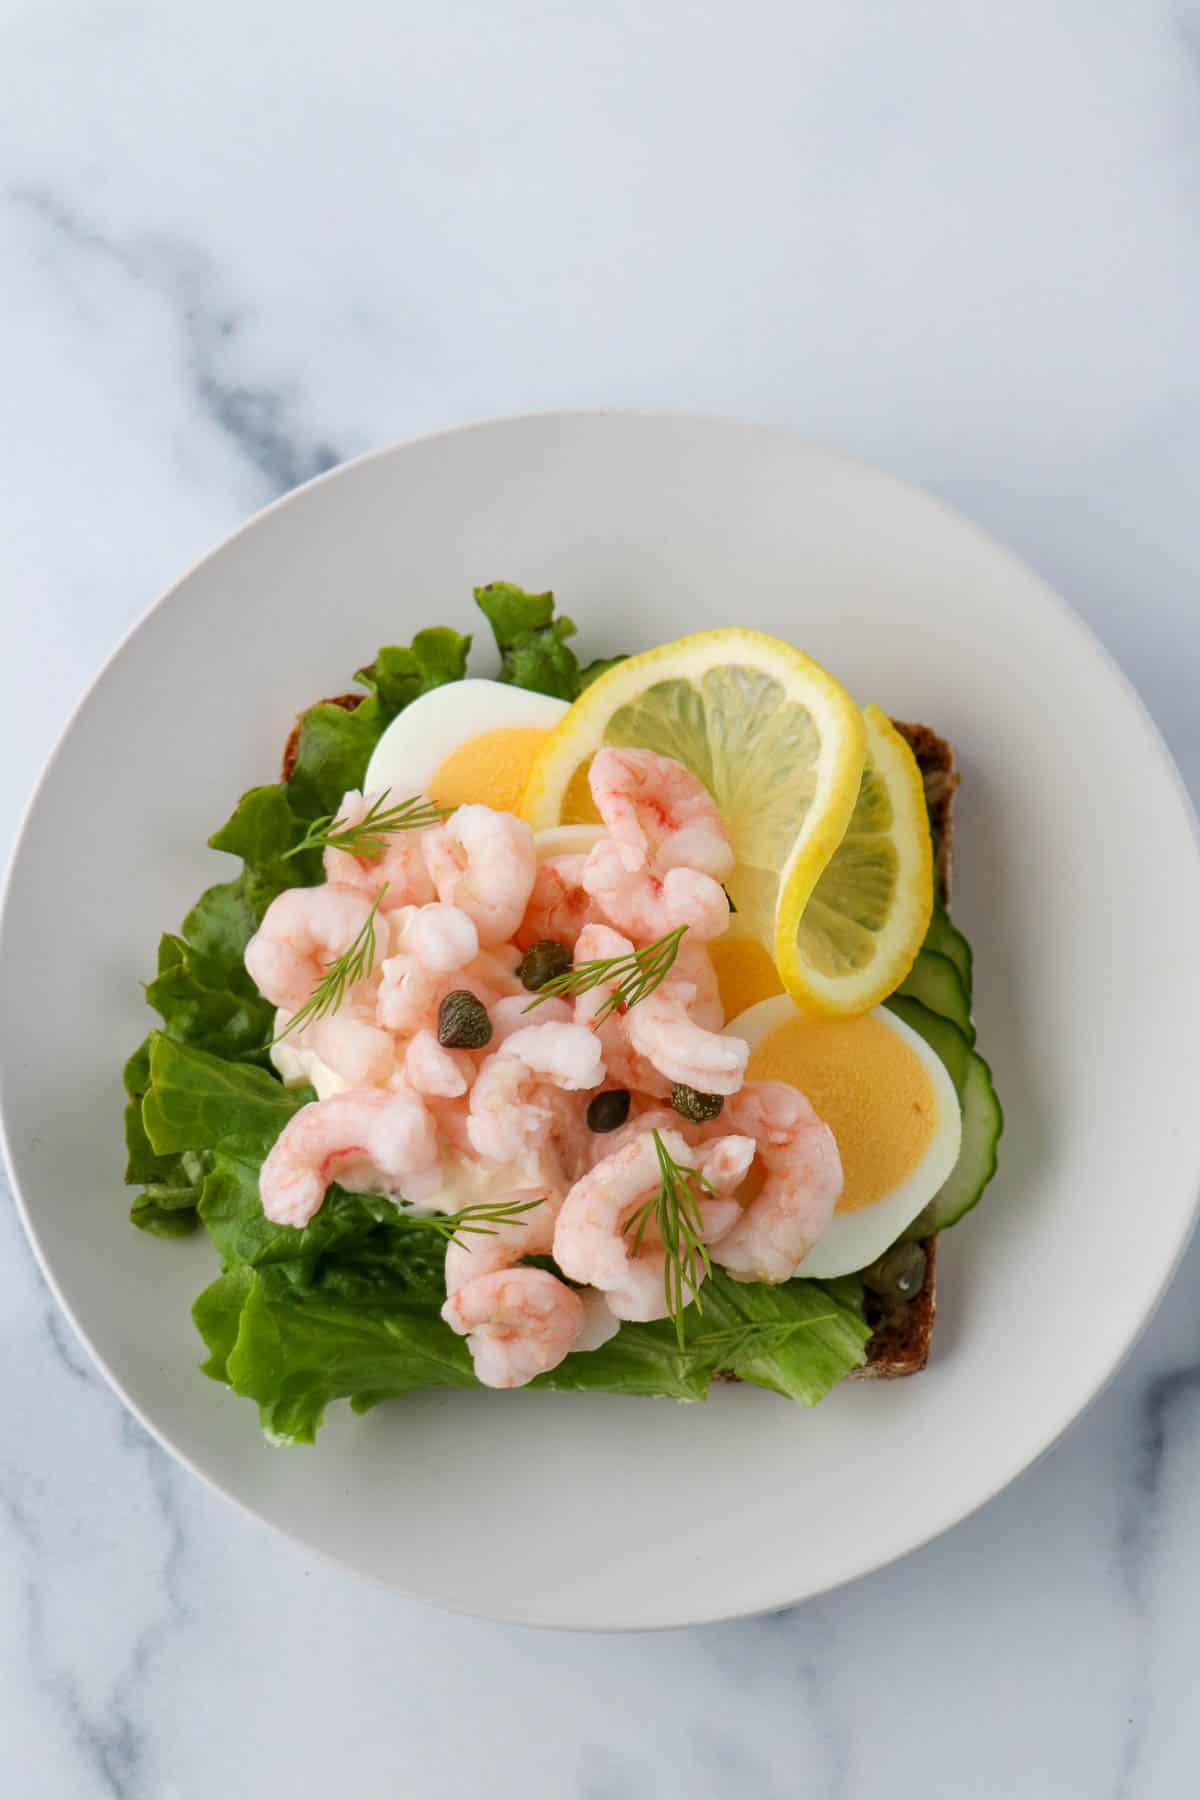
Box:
[322, 789, 435, 910]
[442, 1268, 585, 1389]
[588, 747, 734, 879]
[590, 1016, 673, 1100]
[244, 884, 375, 1011]
[258, 1087, 441, 1227]
[542, 1086, 595, 1185]
[496, 1022, 606, 1091]
[574, 1287, 622, 1352]
[376, 956, 501, 1037]
[515, 853, 598, 950]
[567, 921, 672, 1100]
[469, 944, 526, 998]
[443, 1187, 556, 1291]
[414, 1087, 476, 1156]
[398, 902, 480, 972]
[584, 1102, 682, 1167]
[307, 1003, 398, 1089]
[490, 992, 572, 1046]
[626, 981, 749, 1096]
[466, 1024, 604, 1164]
[422, 805, 536, 946]
[582, 839, 730, 942]
[552, 1128, 751, 1322]
[403, 1029, 475, 1099]
[673, 935, 725, 1032]
[464, 1058, 546, 1164]
[702, 1080, 844, 1282]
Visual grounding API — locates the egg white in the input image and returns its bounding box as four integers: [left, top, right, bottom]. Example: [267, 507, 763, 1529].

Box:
[726, 994, 962, 1277]
[363, 679, 569, 801]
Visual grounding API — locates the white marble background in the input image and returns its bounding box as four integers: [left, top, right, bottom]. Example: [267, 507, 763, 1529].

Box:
[2, 3, 1199, 1795]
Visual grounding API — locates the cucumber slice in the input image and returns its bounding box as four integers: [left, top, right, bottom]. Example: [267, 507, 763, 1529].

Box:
[883, 995, 1003, 1233]
[923, 905, 973, 999]
[884, 994, 971, 1088]
[895, 948, 974, 1044]
[913, 1051, 1003, 1232]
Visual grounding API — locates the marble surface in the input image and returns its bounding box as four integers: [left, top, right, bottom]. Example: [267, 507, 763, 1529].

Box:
[2, 2, 1199, 1793]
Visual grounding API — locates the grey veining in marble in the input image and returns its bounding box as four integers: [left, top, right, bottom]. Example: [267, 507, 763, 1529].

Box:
[2, 3, 1199, 1795]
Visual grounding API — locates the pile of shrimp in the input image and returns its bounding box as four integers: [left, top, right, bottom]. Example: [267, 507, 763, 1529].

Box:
[246, 747, 843, 1388]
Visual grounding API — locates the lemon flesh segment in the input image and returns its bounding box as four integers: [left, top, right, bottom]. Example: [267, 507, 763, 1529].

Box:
[520, 628, 867, 951]
[776, 704, 933, 1017]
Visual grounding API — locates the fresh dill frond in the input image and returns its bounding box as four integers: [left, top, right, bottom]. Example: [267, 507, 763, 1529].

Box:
[623, 1128, 715, 1347]
[284, 790, 447, 861]
[272, 884, 388, 1042]
[523, 924, 687, 1025]
[393, 1195, 544, 1250]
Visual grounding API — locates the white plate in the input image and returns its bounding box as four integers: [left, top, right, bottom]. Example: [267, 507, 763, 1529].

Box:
[2, 414, 1198, 1630]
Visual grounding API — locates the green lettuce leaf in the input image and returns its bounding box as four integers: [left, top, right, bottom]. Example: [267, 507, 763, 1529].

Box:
[286, 628, 470, 816]
[474, 582, 590, 700]
[145, 934, 275, 1066]
[198, 1153, 404, 1279]
[193, 1244, 869, 1443]
[193, 1267, 254, 1380]
[578, 653, 626, 690]
[124, 1039, 206, 1236]
[216, 1266, 478, 1444]
[141, 1032, 304, 1159]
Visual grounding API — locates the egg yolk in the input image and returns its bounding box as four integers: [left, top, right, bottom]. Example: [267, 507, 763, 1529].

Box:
[709, 935, 785, 1021]
[561, 754, 601, 824]
[746, 1014, 936, 1213]
[427, 727, 553, 815]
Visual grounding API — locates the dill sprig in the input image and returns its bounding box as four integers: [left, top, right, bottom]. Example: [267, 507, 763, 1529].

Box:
[393, 1195, 544, 1250]
[272, 885, 388, 1042]
[624, 1129, 715, 1347]
[524, 924, 687, 1025]
[284, 789, 447, 861]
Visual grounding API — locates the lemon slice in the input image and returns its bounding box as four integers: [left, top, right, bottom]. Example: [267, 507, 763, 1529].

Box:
[776, 704, 933, 1015]
[521, 626, 866, 964]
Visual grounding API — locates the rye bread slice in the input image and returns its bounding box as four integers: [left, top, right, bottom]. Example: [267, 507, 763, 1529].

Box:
[280, 698, 957, 1382]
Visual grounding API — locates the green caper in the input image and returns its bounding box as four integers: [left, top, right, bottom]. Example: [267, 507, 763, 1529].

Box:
[670, 1084, 724, 1124]
[586, 1089, 631, 1134]
[437, 989, 493, 1050]
[518, 939, 573, 992]
[863, 1241, 927, 1308]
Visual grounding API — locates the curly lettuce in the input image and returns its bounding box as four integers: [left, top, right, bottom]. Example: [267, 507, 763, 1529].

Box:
[124, 588, 872, 1440]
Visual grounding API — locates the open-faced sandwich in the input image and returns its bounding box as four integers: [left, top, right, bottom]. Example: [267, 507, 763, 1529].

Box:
[123, 584, 1001, 1442]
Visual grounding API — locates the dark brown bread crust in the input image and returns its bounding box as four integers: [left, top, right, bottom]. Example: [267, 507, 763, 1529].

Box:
[893, 719, 959, 902]
[280, 694, 957, 1383]
[849, 1236, 937, 1379]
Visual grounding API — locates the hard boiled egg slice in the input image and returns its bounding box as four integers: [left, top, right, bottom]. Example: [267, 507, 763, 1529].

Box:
[726, 994, 962, 1278]
[364, 680, 568, 814]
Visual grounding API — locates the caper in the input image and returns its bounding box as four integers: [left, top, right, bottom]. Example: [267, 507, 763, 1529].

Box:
[670, 1084, 724, 1124]
[586, 1089, 631, 1134]
[437, 989, 493, 1050]
[863, 1240, 927, 1308]
[518, 939, 573, 992]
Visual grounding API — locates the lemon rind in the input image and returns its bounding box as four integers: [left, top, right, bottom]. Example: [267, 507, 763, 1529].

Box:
[776, 704, 933, 1018]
